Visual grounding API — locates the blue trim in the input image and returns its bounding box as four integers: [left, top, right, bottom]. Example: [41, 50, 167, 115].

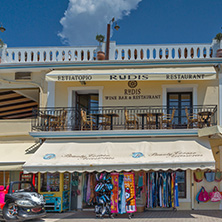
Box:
[30, 130, 198, 139]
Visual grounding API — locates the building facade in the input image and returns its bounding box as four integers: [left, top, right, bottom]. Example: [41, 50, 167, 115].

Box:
[0, 40, 222, 212]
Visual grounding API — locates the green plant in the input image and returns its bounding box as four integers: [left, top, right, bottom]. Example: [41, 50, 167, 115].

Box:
[0, 39, 4, 48]
[215, 33, 222, 43]
[96, 34, 105, 46]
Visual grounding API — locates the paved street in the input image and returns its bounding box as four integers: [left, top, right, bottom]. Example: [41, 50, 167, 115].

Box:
[28, 210, 222, 222]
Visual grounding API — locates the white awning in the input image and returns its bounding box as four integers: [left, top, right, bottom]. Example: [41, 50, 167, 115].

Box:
[23, 138, 215, 173]
[0, 142, 35, 171]
[46, 67, 216, 82]
[198, 125, 222, 138]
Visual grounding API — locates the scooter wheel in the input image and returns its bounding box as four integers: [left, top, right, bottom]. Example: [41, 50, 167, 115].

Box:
[109, 214, 114, 219]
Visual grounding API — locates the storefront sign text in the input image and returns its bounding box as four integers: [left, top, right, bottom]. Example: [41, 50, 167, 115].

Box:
[50, 73, 216, 82]
[62, 154, 114, 160]
[149, 151, 203, 158]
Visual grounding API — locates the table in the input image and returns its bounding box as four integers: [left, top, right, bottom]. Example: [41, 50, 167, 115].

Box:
[149, 112, 163, 129]
[92, 113, 119, 130]
[198, 111, 212, 127]
[105, 113, 119, 130]
[91, 113, 106, 130]
[137, 113, 149, 129]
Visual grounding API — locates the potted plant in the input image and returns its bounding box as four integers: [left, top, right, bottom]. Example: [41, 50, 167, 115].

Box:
[96, 34, 105, 60]
[214, 32, 222, 57]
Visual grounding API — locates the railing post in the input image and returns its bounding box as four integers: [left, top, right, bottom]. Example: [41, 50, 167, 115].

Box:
[109, 41, 116, 60]
[0, 44, 7, 63]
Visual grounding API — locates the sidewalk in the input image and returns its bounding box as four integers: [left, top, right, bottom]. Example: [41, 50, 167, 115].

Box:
[31, 210, 222, 222]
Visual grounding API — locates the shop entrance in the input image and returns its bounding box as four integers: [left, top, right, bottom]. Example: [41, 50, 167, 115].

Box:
[70, 173, 79, 210]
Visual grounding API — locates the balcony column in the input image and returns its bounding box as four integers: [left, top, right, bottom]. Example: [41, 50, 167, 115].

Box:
[219, 67, 222, 125]
[47, 81, 55, 107]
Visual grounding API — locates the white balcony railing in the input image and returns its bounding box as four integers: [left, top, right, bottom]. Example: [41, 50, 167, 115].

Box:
[0, 40, 221, 64]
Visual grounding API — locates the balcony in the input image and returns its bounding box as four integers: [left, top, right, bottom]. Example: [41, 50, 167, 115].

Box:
[31, 105, 217, 132]
[0, 40, 221, 64]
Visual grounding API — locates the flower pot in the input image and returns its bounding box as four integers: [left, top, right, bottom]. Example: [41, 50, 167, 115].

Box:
[97, 51, 105, 60]
[216, 49, 222, 57]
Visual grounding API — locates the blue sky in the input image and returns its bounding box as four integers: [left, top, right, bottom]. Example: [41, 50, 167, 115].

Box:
[0, 0, 222, 47]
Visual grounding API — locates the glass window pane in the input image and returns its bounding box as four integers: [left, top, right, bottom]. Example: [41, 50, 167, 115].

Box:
[176, 171, 186, 198]
[40, 173, 60, 192]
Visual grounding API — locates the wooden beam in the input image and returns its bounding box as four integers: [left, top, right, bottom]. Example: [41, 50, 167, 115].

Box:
[0, 102, 38, 112]
[0, 98, 32, 106]
[0, 93, 21, 100]
[0, 107, 34, 117]
[4, 113, 33, 119]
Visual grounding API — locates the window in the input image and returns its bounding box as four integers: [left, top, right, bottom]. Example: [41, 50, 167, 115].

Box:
[176, 170, 186, 198]
[15, 72, 31, 80]
[40, 173, 60, 192]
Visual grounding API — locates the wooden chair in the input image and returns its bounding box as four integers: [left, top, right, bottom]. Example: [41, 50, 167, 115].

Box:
[50, 110, 67, 131]
[125, 110, 138, 129]
[80, 110, 94, 130]
[161, 108, 176, 129]
[146, 114, 157, 129]
[99, 115, 111, 130]
[185, 107, 199, 129]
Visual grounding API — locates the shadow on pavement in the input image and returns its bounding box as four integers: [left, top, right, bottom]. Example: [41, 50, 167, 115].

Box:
[43, 210, 222, 221]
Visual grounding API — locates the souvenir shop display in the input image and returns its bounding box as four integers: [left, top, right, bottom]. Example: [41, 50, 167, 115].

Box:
[82, 173, 96, 207]
[209, 186, 222, 202]
[196, 186, 210, 203]
[215, 169, 222, 182]
[147, 171, 179, 209]
[38, 172, 70, 212]
[194, 169, 222, 183]
[19, 172, 38, 189]
[136, 171, 146, 200]
[193, 169, 204, 183]
[204, 170, 215, 182]
[94, 173, 113, 218]
[110, 172, 137, 219]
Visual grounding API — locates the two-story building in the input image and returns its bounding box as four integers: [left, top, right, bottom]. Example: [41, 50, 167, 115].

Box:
[0, 39, 222, 212]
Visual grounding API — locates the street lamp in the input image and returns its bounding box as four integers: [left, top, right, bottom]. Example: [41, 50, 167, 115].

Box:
[105, 17, 120, 60]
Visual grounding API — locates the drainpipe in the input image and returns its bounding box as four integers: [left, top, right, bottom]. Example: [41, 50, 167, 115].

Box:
[191, 170, 194, 210]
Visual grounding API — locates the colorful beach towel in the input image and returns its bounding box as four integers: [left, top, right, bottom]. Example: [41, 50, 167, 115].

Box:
[124, 172, 137, 213]
[110, 173, 119, 213]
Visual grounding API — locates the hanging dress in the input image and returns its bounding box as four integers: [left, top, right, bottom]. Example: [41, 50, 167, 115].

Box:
[118, 174, 126, 214]
[174, 173, 179, 207]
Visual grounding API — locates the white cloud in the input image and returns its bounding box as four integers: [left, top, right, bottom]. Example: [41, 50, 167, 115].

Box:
[58, 0, 142, 46]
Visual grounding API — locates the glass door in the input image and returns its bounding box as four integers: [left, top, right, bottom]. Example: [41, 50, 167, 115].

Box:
[167, 92, 192, 128]
[76, 94, 99, 114]
[74, 93, 99, 129]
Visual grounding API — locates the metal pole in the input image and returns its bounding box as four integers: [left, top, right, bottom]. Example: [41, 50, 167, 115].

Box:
[105, 23, 111, 60]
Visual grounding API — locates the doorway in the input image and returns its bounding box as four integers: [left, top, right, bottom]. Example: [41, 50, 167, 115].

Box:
[70, 173, 79, 211]
[76, 93, 99, 114]
[167, 92, 192, 128]
[73, 92, 99, 130]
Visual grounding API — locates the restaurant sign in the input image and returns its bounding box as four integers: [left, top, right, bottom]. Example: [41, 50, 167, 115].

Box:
[46, 73, 216, 82]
